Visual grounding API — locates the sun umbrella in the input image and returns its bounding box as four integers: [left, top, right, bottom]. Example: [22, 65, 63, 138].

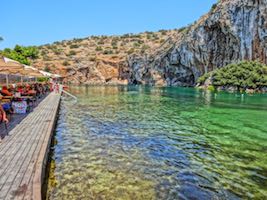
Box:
[0, 57, 24, 72]
[22, 65, 44, 77]
[0, 57, 25, 85]
[39, 70, 53, 77]
[0, 57, 45, 85]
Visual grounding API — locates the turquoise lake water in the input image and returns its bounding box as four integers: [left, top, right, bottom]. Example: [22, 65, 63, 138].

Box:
[46, 86, 267, 199]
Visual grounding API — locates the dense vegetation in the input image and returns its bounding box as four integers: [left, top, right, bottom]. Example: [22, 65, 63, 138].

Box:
[0, 45, 39, 65]
[198, 61, 267, 91]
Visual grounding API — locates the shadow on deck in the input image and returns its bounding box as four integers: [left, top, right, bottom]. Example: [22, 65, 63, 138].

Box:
[0, 95, 48, 139]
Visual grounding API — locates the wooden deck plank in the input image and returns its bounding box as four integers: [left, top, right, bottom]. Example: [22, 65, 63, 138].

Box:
[0, 101, 46, 155]
[0, 104, 48, 199]
[5, 101, 55, 200]
[0, 103, 47, 187]
[0, 106, 45, 178]
[19, 99, 60, 200]
[32, 97, 61, 200]
[0, 92, 61, 200]
[3, 94, 60, 200]
[0, 95, 48, 152]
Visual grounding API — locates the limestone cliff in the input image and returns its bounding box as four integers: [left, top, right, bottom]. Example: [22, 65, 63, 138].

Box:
[128, 0, 267, 86]
[33, 0, 267, 86]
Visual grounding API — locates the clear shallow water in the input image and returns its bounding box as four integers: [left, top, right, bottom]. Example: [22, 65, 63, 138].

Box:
[46, 86, 267, 200]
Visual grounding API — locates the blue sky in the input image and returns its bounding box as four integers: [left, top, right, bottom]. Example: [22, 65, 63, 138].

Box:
[0, 0, 217, 49]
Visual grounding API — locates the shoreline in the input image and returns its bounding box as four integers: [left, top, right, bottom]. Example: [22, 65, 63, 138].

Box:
[64, 83, 267, 94]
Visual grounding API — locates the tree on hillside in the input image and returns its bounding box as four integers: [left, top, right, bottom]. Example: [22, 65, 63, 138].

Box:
[44, 65, 51, 72]
[0, 45, 39, 65]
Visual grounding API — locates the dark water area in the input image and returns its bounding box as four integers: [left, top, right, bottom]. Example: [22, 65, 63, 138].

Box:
[46, 86, 267, 199]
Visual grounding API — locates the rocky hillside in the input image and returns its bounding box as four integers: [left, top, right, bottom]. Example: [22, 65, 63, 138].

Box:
[32, 30, 181, 84]
[32, 0, 267, 86]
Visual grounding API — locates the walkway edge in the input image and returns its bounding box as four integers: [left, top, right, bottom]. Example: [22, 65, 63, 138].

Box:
[32, 94, 61, 200]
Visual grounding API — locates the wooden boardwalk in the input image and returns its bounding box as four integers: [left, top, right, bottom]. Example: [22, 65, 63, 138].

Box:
[0, 92, 61, 200]
[0, 95, 48, 137]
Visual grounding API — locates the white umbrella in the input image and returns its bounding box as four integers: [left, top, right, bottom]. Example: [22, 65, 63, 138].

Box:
[39, 70, 53, 77]
[53, 74, 61, 78]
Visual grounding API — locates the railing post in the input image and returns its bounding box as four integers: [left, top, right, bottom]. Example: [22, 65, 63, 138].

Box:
[6, 74, 9, 86]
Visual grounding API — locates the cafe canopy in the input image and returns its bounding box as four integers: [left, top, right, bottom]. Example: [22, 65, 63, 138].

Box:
[22, 65, 44, 77]
[0, 57, 24, 74]
[39, 70, 61, 78]
[0, 57, 61, 85]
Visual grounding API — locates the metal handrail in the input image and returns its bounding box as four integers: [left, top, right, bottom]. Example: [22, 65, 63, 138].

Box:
[62, 89, 78, 101]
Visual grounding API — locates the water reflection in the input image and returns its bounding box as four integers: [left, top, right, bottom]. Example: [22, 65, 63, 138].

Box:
[47, 86, 267, 199]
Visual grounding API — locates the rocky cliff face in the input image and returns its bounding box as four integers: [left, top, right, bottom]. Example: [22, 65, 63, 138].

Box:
[33, 0, 267, 86]
[128, 0, 267, 86]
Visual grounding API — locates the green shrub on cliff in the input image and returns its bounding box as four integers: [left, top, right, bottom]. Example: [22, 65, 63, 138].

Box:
[44, 65, 51, 72]
[103, 50, 113, 55]
[197, 72, 211, 84]
[68, 50, 76, 56]
[127, 48, 135, 55]
[95, 46, 103, 51]
[62, 60, 70, 66]
[210, 3, 218, 12]
[70, 44, 79, 49]
[198, 61, 267, 90]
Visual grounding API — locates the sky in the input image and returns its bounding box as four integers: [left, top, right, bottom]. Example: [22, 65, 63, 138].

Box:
[0, 0, 217, 49]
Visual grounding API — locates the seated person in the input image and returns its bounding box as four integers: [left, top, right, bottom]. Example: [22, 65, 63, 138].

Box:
[0, 95, 9, 123]
[9, 84, 15, 93]
[17, 86, 25, 94]
[34, 84, 41, 97]
[38, 84, 44, 95]
[1, 86, 13, 96]
[27, 87, 36, 96]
